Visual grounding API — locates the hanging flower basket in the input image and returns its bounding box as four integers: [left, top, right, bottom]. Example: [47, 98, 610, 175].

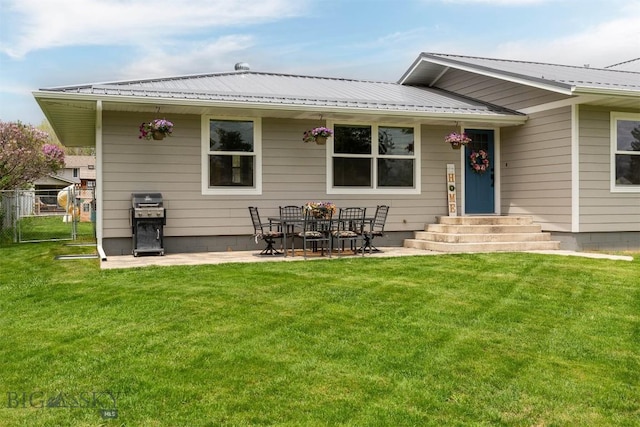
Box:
[303, 127, 333, 145]
[444, 132, 471, 149]
[139, 119, 174, 140]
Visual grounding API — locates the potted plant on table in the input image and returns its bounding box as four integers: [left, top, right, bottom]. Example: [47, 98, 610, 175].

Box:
[303, 127, 333, 145]
[139, 119, 174, 140]
[444, 131, 471, 149]
[304, 201, 337, 219]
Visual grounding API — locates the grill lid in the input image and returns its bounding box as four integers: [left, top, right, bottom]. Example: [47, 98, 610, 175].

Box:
[132, 192, 163, 208]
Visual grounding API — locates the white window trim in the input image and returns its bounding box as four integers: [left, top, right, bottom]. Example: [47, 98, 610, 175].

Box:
[610, 111, 640, 193]
[326, 121, 421, 195]
[201, 115, 262, 196]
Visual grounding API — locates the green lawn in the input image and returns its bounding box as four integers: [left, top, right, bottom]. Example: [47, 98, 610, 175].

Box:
[16, 215, 95, 242]
[1, 215, 95, 244]
[1, 242, 638, 426]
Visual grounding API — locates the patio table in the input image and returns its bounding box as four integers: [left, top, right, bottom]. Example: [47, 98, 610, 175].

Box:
[268, 215, 375, 257]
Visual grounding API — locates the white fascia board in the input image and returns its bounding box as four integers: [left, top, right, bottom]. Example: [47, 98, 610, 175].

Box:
[519, 95, 604, 114]
[572, 86, 640, 98]
[520, 89, 640, 114]
[397, 56, 426, 85]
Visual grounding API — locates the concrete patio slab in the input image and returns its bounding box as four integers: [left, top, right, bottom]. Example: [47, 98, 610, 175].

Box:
[100, 247, 633, 269]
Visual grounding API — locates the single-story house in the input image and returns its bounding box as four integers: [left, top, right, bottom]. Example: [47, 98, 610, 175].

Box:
[33, 52, 640, 255]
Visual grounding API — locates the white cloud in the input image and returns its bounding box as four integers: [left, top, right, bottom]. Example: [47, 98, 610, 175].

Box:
[120, 35, 255, 78]
[407, 1, 640, 71]
[490, 9, 640, 69]
[1, 0, 307, 58]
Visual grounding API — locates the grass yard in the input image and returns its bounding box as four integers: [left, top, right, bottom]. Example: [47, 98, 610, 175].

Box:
[0, 242, 639, 426]
[15, 215, 95, 242]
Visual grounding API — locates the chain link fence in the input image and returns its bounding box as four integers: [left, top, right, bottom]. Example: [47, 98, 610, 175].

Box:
[0, 187, 95, 245]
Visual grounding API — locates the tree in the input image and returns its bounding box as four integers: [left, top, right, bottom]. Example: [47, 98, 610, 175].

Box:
[0, 121, 65, 190]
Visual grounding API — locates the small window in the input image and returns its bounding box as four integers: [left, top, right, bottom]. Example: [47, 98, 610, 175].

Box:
[202, 117, 262, 195]
[611, 112, 640, 192]
[73, 168, 79, 178]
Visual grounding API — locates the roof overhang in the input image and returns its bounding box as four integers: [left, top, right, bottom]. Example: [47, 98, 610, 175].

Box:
[571, 87, 640, 109]
[34, 93, 97, 147]
[34, 91, 527, 147]
[398, 54, 574, 95]
[399, 53, 640, 112]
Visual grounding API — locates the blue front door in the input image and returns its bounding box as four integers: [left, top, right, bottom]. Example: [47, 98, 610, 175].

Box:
[464, 129, 495, 214]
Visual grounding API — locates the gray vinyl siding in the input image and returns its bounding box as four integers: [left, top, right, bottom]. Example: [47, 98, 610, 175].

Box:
[101, 111, 461, 241]
[500, 107, 573, 231]
[435, 69, 568, 110]
[579, 105, 640, 232]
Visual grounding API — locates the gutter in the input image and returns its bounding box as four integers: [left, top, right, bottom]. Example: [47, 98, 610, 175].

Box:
[571, 87, 640, 98]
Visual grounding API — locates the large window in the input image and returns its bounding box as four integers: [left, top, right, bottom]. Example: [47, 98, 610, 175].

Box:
[202, 117, 261, 195]
[330, 123, 419, 194]
[611, 112, 640, 192]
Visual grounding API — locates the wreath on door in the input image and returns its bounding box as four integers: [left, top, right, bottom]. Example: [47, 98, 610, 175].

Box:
[469, 150, 490, 174]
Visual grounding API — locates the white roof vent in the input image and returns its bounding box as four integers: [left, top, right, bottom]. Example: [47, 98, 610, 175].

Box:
[234, 62, 250, 71]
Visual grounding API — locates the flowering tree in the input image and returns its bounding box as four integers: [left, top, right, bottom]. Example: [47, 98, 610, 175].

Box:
[0, 121, 65, 190]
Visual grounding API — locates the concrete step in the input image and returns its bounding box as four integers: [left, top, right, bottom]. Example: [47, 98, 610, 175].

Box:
[404, 215, 562, 253]
[426, 224, 543, 234]
[414, 231, 554, 244]
[403, 239, 561, 253]
[436, 215, 534, 226]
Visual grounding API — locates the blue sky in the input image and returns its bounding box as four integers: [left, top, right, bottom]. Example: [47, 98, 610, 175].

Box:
[1, 0, 639, 126]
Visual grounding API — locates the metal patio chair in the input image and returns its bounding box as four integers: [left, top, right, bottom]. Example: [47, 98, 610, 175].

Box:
[332, 207, 366, 257]
[296, 207, 333, 259]
[365, 205, 389, 253]
[248, 206, 283, 255]
[279, 205, 303, 255]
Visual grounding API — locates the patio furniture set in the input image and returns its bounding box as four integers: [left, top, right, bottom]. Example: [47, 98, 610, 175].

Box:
[249, 205, 389, 259]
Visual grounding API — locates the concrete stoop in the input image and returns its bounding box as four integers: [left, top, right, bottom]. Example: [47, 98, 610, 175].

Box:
[404, 215, 561, 253]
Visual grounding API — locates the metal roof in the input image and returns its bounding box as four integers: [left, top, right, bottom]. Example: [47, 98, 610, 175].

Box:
[36, 70, 527, 147]
[400, 52, 640, 95]
[41, 71, 521, 116]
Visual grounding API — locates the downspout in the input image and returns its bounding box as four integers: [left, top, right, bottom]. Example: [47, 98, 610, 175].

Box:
[95, 100, 107, 261]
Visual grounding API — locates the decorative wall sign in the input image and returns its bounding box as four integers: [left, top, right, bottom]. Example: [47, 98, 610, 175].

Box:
[446, 164, 457, 216]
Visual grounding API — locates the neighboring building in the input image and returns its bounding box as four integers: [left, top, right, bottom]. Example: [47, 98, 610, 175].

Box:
[34, 155, 96, 191]
[33, 53, 640, 255]
[33, 155, 96, 220]
[58, 155, 97, 190]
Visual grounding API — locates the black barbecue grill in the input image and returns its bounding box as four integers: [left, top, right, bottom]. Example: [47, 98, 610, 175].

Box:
[131, 193, 166, 256]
